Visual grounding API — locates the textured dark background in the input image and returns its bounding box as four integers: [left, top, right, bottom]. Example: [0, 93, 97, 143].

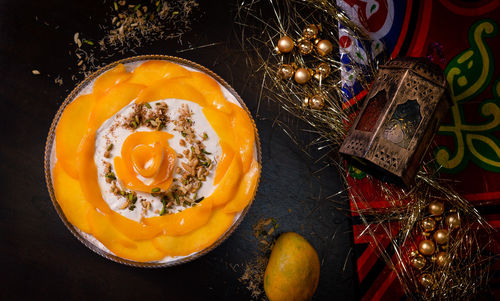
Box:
[0, 0, 357, 300]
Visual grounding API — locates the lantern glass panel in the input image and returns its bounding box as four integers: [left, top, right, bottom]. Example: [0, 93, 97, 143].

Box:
[383, 99, 422, 148]
[356, 90, 388, 132]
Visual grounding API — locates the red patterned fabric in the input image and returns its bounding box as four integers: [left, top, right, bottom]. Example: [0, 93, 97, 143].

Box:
[340, 1, 500, 299]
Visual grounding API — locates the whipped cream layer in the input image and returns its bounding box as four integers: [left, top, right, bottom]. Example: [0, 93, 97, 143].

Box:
[94, 99, 221, 222]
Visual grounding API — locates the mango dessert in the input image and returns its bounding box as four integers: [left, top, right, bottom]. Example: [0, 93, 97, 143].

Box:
[48, 57, 261, 264]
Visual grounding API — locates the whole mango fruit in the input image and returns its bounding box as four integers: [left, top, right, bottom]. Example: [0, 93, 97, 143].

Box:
[264, 232, 320, 301]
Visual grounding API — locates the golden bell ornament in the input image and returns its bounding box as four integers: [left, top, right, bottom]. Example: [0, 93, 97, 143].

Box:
[428, 200, 445, 216]
[298, 40, 313, 55]
[309, 94, 325, 110]
[313, 62, 331, 80]
[277, 36, 294, 53]
[433, 229, 449, 245]
[445, 213, 461, 229]
[302, 24, 319, 39]
[419, 239, 435, 256]
[316, 39, 333, 56]
[410, 255, 426, 270]
[277, 64, 294, 79]
[419, 273, 435, 288]
[294, 68, 312, 84]
[421, 217, 436, 233]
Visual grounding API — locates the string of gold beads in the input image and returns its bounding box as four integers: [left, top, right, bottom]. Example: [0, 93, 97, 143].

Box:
[275, 24, 334, 110]
[407, 200, 462, 290]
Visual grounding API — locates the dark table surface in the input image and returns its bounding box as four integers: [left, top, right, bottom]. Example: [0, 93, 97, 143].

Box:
[0, 1, 356, 300]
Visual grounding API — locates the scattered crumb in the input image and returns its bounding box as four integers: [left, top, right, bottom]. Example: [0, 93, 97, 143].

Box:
[239, 217, 280, 299]
[32, 70, 40, 75]
[54, 75, 63, 86]
[252, 217, 279, 247]
[239, 256, 268, 300]
[73, 32, 82, 48]
[71, 0, 199, 78]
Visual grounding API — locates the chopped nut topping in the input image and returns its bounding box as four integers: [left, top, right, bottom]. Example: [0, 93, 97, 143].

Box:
[119, 200, 130, 210]
[102, 102, 215, 216]
[123, 102, 169, 130]
[141, 200, 152, 216]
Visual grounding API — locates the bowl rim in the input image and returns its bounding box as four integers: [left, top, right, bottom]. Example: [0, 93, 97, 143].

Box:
[44, 54, 262, 268]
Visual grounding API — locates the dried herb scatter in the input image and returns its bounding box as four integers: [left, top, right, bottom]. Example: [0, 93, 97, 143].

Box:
[71, 0, 199, 78]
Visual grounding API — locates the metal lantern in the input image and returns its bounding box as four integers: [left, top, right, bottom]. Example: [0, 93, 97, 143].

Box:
[340, 57, 451, 187]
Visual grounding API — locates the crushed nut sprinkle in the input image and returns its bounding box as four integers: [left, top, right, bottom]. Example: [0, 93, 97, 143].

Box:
[162, 103, 214, 211]
[102, 102, 215, 216]
[119, 200, 130, 210]
[71, 0, 199, 78]
[123, 102, 169, 130]
[103, 162, 117, 183]
[104, 143, 114, 158]
[141, 200, 152, 216]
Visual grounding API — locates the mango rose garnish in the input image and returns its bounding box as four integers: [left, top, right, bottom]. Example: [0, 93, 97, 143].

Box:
[114, 131, 176, 192]
[51, 60, 260, 262]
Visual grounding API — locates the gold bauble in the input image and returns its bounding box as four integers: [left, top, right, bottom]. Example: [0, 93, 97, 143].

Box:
[421, 217, 436, 233]
[313, 62, 331, 80]
[419, 273, 435, 288]
[435, 252, 450, 266]
[277, 36, 294, 53]
[445, 213, 461, 229]
[428, 200, 445, 216]
[411, 255, 426, 270]
[277, 64, 294, 79]
[302, 24, 319, 39]
[309, 94, 325, 110]
[316, 39, 333, 56]
[298, 40, 313, 55]
[419, 239, 435, 256]
[433, 229, 449, 245]
[302, 97, 310, 108]
[294, 68, 311, 84]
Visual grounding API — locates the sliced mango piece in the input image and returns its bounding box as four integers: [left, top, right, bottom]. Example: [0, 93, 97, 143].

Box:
[202, 107, 237, 150]
[129, 60, 191, 86]
[223, 159, 260, 213]
[136, 78, 206, 107]
[88, 83, 145, 130]
[190, 71, 233, 114]
[52, 162, 92, 233]
[144, 198, 213, 236]
[207, 155, 243, 208]
[55, 93, 95, 179]
[109, 212, 161, 241]
[213, 141, 235, 185]
[152, 208, 235, 257]
[231, 102, 256, 172]
[92, 64, 132, 95]
[87, 208, 166, 262]
[76, 132, 111, 214]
